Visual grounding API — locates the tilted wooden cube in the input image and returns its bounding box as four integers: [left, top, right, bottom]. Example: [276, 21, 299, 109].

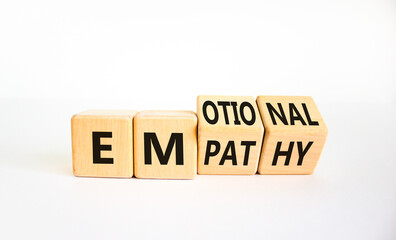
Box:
[197, 96, 264, 175]
[256, 96, 328, 174]
[134, 111, 197, 179]
[71, 110, 138, 178]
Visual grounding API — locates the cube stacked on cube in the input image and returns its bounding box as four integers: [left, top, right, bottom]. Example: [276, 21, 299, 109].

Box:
[71, 96, 328, 178]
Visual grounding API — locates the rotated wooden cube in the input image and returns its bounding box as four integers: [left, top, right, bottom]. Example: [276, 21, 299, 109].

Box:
[134, 111, 197, 179]
[197, 96, 264, 175]
[71, 110, 138, 178]
[256, 96, 328, 174]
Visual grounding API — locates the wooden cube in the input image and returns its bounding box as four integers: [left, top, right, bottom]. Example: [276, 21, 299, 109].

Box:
[71, 110, 138, 178]
[197, 96, 264, 175]
[256, 96, 328, 174]
[134, 111, 197, 179]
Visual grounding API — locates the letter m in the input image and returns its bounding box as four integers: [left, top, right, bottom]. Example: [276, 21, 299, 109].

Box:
[144, 133, 184, 165]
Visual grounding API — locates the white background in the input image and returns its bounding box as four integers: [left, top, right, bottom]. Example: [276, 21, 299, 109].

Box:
[0, 0, 395, 239]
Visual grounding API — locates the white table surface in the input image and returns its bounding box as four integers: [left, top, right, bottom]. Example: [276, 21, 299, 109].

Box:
[0, 99, 395, 240]
[1, 0, 395, 238]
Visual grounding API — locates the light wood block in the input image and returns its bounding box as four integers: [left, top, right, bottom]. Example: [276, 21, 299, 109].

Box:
[197, 96, 264, 175]
[256, 96, 328, 174]
[134, 111, 197, 179]
[71, 110, 138, 178]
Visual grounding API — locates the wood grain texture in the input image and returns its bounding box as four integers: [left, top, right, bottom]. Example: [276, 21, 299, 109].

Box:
[71, 110, 138, 178]
[134, 110, 197, 179]
[256, 96, 328, 174]
[197, 95, 264, 175]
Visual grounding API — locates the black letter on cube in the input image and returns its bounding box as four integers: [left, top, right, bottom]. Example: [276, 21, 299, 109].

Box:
[144, 133, 184, 165]
[92, 131, 114, 164]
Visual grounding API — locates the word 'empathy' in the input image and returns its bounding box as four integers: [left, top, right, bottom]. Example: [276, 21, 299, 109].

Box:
[71, 95, 328, 179]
